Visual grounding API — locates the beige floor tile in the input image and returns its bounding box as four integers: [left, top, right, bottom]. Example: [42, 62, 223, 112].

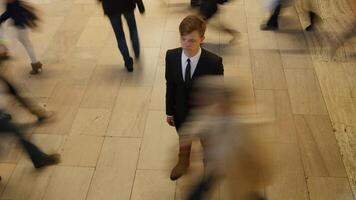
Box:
[333, 123, 356, 196]
[130, 170, 175, 200]
[265, 143, 309, 200]
[315, 61, 352, 98]
[59, 135, 104, 167]
[247, 19, 279, 50]
[251, 50, 288, 90]
[80, 64, 123, 109]
[70, 108, 110, 136]
[324, 95, 356, 126]
[307, 177, 354, 200]
[294, 115, 347, 177]
[0, 136, 23, 163]
[138, 18, 165, 48]
[34, 83, 86, 135]
[0, 164, 16, 195]
[221, 33, 251, 68]
[42, 166, 94, 200]
[86, 138, 141, 200]
[150, 66, 165, 111]
[1, 134, 63, 200]
[121, 48, 160, 87]
[255, 90, 298, 143]
[285, 69, 328, 115]
[106, 87, 151, 137]
[76, 27, 110, 48]
[138, 111, 178, 170]
[280, 51, 313, 69]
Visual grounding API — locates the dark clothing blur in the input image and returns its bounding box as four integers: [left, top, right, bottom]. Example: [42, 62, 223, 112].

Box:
[165, 48, 224, 131]
[0, 0, 39, 28]
[0, 76, 50, 168]
[199, 0, 228, 20]
[101, 0, 144, 16]
[0, 117, 50, 167]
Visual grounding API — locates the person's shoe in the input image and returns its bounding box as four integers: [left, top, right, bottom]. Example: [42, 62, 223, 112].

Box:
[125, 63, 134, 72]
[34, 153, 61, 169]
[170, 153, 190, 181]
[125, 57, 134, 72]
[30, 62, 43, 75]
[305, 11, 321, 32]
[260, 23, 278, 31]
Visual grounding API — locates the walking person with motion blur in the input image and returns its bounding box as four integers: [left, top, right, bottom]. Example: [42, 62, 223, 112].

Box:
[0, 0, 43, 74]
[97, 0, 145, 72]
[0, 72, 60, 174]
[261, 0, 320, 31]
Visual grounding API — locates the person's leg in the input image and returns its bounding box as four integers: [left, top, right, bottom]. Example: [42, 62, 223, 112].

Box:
[0, 119, 59, 168]
[123, 11, 140, 59]
[170, 122, 192, 181]
[260, 3, 282, 30]
[108, 14, 133, 71]
[16, 27, 42, 74]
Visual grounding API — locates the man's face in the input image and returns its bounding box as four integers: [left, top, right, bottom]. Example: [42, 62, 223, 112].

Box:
[180, 30, 205, 55]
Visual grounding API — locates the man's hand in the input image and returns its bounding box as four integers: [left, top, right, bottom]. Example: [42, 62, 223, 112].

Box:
[166, 116, 175, 127]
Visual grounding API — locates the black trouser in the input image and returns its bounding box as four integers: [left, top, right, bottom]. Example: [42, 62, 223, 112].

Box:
[0, 118, 48, 167]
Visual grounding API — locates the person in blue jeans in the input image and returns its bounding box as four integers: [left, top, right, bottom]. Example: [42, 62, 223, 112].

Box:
[98, 0, 145, 72]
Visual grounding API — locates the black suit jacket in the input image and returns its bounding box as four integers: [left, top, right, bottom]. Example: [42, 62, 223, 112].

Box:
[165, 47, 224, 130]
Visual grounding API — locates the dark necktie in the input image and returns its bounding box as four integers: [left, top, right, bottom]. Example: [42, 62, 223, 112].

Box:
[185, 58, 191, 86]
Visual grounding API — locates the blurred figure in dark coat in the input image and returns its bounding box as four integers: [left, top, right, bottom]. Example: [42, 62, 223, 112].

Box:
[97, 0, 145, 72]
[0, 68, 60, 171]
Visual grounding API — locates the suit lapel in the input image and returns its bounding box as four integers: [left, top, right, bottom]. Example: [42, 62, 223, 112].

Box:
[176, 48, 184, 83]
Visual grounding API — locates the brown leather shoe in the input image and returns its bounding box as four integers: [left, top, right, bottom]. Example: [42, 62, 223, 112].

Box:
[30, 62, 43, 75]
[170, 153, 190, 181]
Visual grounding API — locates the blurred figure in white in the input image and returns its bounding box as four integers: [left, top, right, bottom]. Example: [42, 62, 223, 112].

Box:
[180, 76, 273, 200]
[0, 0, 43, 74]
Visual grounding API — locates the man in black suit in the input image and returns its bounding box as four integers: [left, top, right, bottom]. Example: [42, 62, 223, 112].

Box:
[165, 14, 224, 181]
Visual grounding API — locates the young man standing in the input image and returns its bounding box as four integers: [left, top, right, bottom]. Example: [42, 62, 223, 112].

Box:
[165, 14, 224, 181]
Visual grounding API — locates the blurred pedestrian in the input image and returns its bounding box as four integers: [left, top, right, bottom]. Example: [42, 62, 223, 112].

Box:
[181, 77, 273, 200]
[199, 0, 238, 42]
[0, 0, 43, 74]
[97, 0, 145, 72]
[0, 73, 60, 169]
[261, 0, 320, 31]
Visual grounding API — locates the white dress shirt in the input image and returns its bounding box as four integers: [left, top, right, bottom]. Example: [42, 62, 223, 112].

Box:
[181, 48, 202, 81]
